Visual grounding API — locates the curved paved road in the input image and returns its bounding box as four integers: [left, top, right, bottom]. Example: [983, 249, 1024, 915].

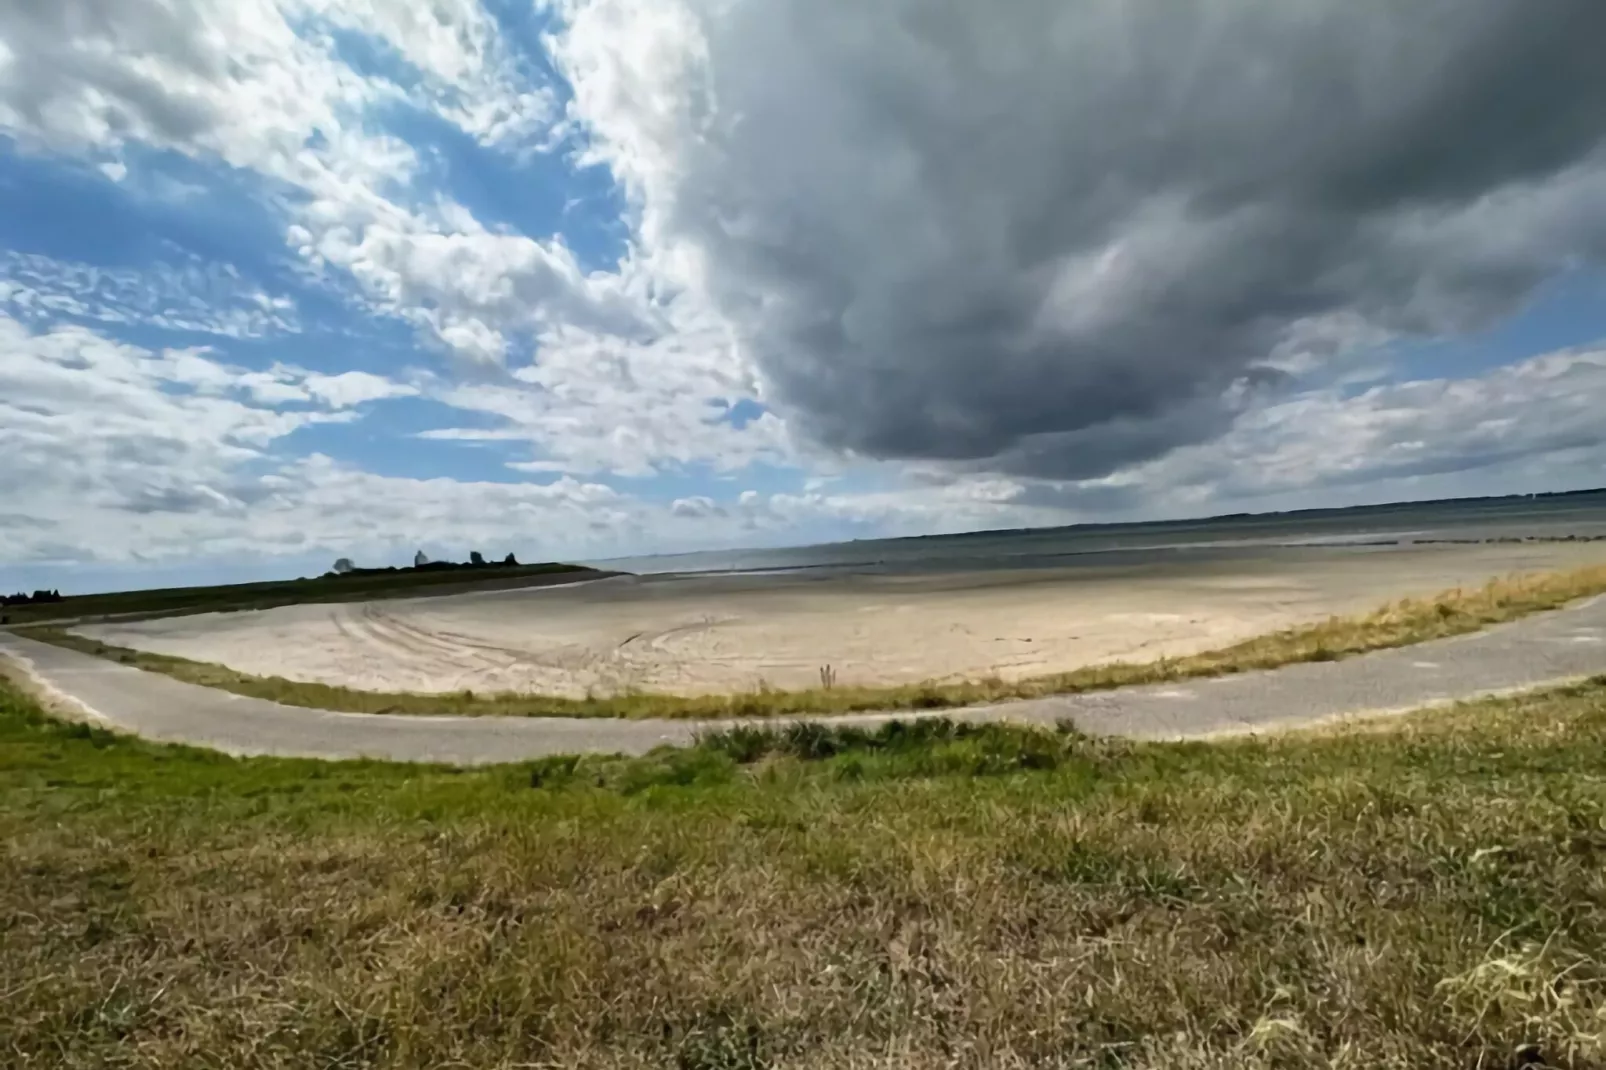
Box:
[3, 596, 1605, 764]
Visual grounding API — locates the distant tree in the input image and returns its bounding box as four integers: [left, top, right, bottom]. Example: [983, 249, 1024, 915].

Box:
[469, 550, 486, 567]
[331, 557, 355, 575]
[502, 552, 519, 566]
[3, 589, 63, 606]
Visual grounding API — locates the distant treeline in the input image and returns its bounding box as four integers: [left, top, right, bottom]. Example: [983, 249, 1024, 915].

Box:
[2, 589, 64, 607]
[323, 552, 523, 579]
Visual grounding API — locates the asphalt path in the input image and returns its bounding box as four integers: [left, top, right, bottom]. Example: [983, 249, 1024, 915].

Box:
[2, 595, 1604, 765]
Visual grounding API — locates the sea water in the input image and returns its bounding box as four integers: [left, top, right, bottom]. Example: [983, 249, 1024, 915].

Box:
[587, 491, 1606, 579]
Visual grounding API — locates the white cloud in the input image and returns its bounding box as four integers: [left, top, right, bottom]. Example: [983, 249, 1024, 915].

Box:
[0, 314, 347, 554]
[0, 251, 302, 339]
[0, 312, 750, 566]
[0, 314, 412, 504]
[1167, 348, 1606, 500]
[0, 0, 379, 176]
[302, 369, 419, 408]
[4, 0, 1606, 580]
[229, 364, 420, 408]
[296, 0, 557, 148]
[298, 209, 651, 361]
[0, 0, 641, 367]
[198, 455, 637, 563]
[0, 0, 785, 489]
[753, 477, 1045, 539]
[670, 495, 722, 518]
[419, 299, 789, 477]
[1009, 347, 1606, 518]
[5, 308, 1606, 571]
[0, 0, 550, 174]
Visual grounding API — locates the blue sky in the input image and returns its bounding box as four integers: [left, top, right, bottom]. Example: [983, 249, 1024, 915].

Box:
[3, 0, 1606, 594]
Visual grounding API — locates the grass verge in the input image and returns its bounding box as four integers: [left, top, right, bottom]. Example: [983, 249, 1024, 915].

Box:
[0, 562, 611, 625]
[20, 561, 1606, 720]
[4, 675, 1605, 1067]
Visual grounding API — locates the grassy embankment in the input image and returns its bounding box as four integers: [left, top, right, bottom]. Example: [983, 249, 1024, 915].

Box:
[0, 562, 608, 626]
[22, 562, 1606, 720]
[3, 673, 1605, 1067]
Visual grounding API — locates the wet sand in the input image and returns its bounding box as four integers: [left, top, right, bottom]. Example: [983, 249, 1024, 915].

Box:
[73, 542, 1606, 698]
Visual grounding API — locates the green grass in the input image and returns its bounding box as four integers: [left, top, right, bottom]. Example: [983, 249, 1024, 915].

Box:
[27, 561, 1606, 720]
[3, 676, 1605, 1067]
[0, 561, 609, 625]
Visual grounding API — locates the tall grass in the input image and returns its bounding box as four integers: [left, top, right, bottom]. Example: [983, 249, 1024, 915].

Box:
[24, 562, 1606, 720]
[3, 676, 1605, 1067]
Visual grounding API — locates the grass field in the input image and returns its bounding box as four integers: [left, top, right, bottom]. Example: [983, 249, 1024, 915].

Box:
[3, 673, 1605, 1068]
[26, 561, 1606, 720]
[0, 562, 607, 626]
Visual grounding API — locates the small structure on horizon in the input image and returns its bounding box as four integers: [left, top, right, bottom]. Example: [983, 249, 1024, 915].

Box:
[414, 550, 430, 568]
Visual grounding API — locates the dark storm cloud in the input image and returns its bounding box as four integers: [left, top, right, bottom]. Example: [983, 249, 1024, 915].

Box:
[661, 0, 1606, 479]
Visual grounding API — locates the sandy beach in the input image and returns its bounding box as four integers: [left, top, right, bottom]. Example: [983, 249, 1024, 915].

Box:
[67, 541, 1606, 698]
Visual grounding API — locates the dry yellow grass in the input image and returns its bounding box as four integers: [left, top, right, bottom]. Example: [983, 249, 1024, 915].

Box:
[21, 561, 1606, 719]
[3, 675, 1605, 1067]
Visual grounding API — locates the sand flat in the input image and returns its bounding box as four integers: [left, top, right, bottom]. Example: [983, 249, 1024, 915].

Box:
[72, 542, 1606, 697]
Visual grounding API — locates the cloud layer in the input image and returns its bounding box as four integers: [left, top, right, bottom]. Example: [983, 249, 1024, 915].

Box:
[3, 0, 1606, 582]
[552, 0, 1606, 478]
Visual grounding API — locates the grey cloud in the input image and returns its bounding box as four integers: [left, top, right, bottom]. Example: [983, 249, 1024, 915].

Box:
[1088, 349, 1606, 509]
[0, 0, 225, 148]
[670, 496, 725, 518]
[640, 0, 1606, 479]
[118, 483, 237, 516]
[1250, 362, 1606, 495]
[1010, 480, 1149, 517]
[968, 348, 1606, 523]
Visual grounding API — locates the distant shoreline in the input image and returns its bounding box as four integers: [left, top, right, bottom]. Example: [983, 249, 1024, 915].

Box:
[599, 533, 1606, 581]
[1, 564, 620, 627]
[586, 487, 1606, 577]
[829, 486, 1606, 548]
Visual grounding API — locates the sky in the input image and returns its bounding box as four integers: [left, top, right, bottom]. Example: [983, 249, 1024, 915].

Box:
[3, 0, 1606, 594]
